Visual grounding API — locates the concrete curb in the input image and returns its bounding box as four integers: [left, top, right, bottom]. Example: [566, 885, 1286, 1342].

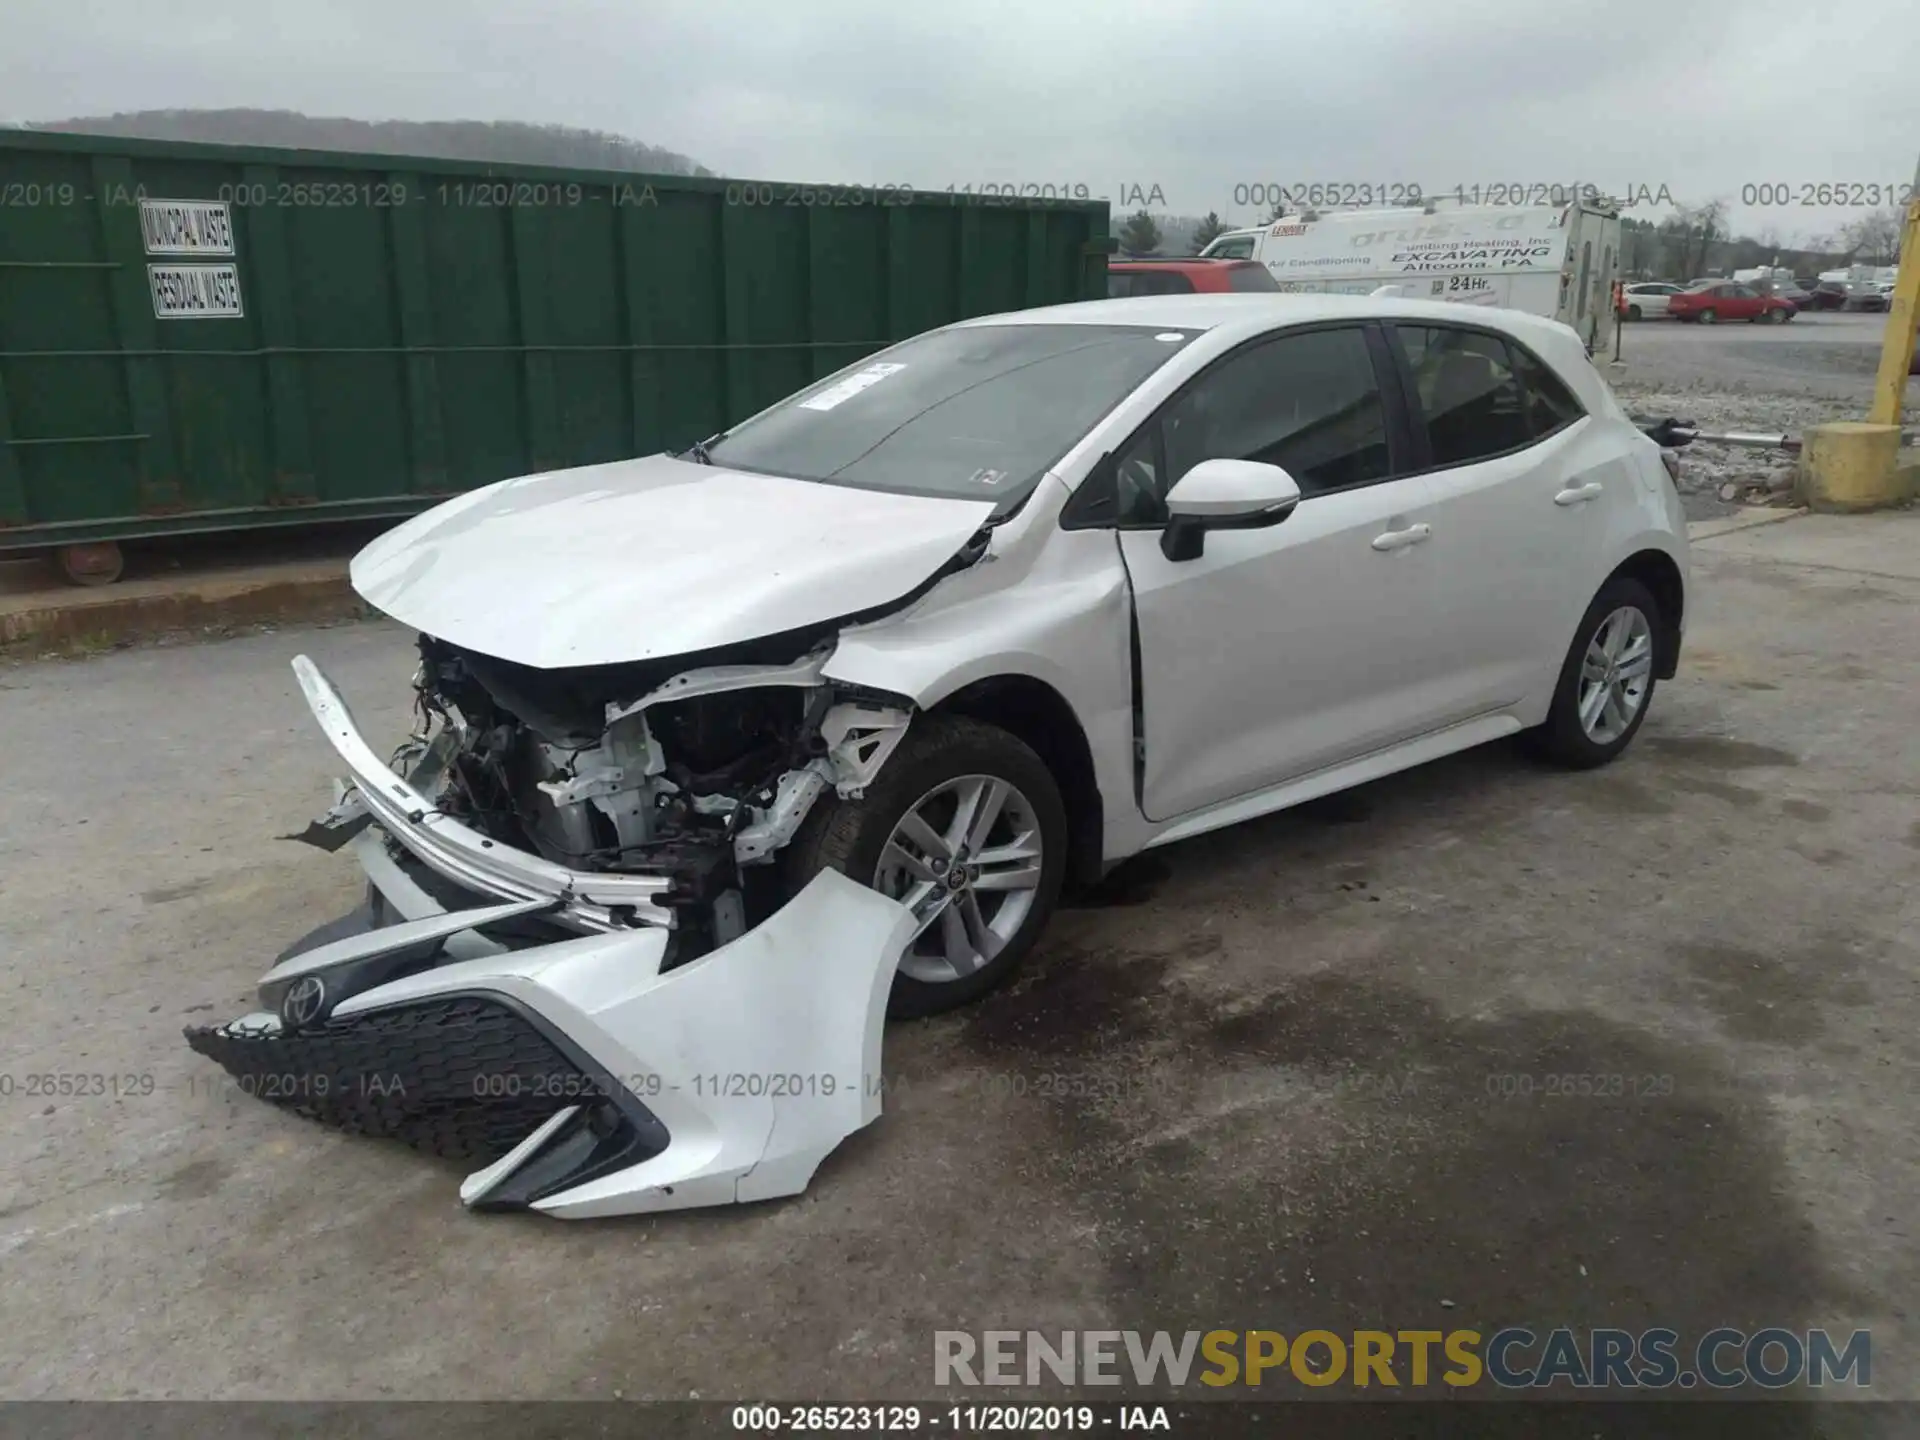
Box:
[1686, 507, 1806, 541]
[0, 565, 368, 658]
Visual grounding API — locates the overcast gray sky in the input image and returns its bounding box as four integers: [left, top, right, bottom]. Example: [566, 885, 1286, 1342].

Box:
[7, 0, 1920, 242]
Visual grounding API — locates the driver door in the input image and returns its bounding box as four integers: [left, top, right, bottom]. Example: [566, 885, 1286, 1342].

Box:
[1111, 324, 1444, 822]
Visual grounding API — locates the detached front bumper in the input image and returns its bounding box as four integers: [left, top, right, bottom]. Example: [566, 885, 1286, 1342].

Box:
[185, 656, 917, 1218]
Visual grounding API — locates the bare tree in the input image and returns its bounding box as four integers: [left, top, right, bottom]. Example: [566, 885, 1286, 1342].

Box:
[1839, 208, 1902, 264]
[1687, 200, 1730, 277]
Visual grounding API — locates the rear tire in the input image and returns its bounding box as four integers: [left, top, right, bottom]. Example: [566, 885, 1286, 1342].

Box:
[1526, 576, 1662, 770]
[1698, 308, 1718, 325]
[782, 714, 1068, 1019]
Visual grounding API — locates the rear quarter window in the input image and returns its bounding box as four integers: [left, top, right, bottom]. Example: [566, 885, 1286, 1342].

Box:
[1510, 344, 1586, 437]
[1130, 270, 1197, 296]
[1227, 264, 1280, 292]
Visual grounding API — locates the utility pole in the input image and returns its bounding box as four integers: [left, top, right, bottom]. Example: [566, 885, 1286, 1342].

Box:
[1866, 153, 1920, 428]
[1801, 152, 1920, 510]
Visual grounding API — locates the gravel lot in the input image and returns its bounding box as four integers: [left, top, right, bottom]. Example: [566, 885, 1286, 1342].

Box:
[1606, 312, 1919, 520]
[2, 512, 1918, 1419]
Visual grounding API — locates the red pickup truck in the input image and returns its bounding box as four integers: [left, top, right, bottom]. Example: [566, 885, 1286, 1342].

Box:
[1107, 258, 1278, 297]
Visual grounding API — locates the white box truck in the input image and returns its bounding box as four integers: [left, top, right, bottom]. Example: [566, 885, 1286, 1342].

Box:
[1200, 198, 1623, 353]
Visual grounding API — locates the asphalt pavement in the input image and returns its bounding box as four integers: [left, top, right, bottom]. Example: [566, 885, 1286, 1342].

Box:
[1, 512, 1916, 1414]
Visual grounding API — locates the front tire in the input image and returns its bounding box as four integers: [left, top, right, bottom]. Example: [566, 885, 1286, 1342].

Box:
[1527, 576, 1662, 769]
[783, 714, 1068, 1019]
[1627, 304, 1643, 321]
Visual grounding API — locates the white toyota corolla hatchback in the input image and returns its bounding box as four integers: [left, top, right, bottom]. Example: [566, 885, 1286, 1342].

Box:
[189, 294, 1689, 1218]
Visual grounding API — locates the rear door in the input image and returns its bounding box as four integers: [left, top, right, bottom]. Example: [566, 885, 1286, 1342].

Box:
[1385, 322, 1616, 717]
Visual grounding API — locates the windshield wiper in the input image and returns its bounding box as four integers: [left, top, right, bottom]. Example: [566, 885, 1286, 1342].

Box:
[683, 432, 727, 465]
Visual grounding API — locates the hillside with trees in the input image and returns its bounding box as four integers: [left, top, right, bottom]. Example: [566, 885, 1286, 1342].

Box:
[20, 109, 710, 175]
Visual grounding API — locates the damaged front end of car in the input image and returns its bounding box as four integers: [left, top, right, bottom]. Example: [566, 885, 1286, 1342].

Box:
[185, 633, 922, 1218]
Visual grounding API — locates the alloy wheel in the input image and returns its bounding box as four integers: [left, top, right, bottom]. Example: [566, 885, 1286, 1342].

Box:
[873, 774, 1044, 984]
[1578, 606, 1655, 744]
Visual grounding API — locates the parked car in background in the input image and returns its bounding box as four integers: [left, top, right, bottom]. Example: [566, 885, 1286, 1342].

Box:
[1108, 258, 1279, 296]
[1621, 282, 1684, 319]
[1667, 281, 1796, 324]
[1766, 281, 1813, 310]
[1801, 280, 1851, 311]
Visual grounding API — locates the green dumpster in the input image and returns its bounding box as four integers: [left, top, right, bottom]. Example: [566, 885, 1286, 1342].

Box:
[0, 130, 1111, 581]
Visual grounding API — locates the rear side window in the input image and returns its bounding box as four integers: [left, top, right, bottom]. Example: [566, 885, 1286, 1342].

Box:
[1130, 270, 1197, 296]
[1394, 326, 1531, 465]
[1107, 272, 1134, 298]
[1227, 264, 1280, 292]
[1510, 345, 1585, 437]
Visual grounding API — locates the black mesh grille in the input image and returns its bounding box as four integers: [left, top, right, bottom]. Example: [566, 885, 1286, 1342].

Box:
[185, 997, 598, 1161]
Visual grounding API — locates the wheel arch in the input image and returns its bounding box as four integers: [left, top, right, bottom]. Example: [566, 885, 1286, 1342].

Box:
[1607, 548, 1685, 679]
[927, 673, 1105, 888]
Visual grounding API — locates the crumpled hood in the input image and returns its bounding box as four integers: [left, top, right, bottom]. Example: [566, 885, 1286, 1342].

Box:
[351, 454, 997, 669]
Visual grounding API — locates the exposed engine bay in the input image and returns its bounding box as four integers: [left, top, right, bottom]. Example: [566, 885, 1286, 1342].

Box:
[403, 631, 913, 960]
[177, 447, 1015, 1219]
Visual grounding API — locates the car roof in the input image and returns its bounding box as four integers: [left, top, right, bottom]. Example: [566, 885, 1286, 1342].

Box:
[955, 292, 1583, 350]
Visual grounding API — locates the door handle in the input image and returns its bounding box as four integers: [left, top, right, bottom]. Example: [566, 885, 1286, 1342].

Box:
[1554, 482, 1605, 506]
[1370, 522, 1432, 552]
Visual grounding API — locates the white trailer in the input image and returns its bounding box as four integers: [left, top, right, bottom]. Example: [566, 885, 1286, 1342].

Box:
[1201, 200, 1623, 352]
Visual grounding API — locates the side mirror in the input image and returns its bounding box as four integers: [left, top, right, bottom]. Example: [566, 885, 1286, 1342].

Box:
[1160, 458, 1302, 561]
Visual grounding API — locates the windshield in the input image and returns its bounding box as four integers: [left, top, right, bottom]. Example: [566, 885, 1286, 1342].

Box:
[1204, 235, 1257, 259]
[705, 324, 1198, 508]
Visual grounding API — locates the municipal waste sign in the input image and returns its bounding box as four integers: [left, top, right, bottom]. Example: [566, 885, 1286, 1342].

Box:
[138, 199, 235, 256]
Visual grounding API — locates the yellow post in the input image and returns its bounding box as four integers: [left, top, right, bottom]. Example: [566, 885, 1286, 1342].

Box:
[1800, 159, 1920, 510]
[1866, 163, 1920, 428]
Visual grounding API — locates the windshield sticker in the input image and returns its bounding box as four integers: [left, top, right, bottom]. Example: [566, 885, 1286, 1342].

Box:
[967, 468, 1008, 487]
[1154, 332, 1186, 342]
[798, 362, 907, 412]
